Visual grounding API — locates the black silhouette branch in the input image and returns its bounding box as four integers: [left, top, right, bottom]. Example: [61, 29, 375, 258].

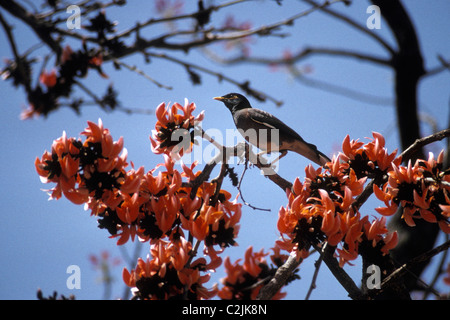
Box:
[0, 0, 350, 116]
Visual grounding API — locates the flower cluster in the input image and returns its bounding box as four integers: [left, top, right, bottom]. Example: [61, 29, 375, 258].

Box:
[374, 151, 450, 233]
[37, 99, 448, 299]
[277, 133, 400, 266]
[35, 119, 141, 210]
[116, 154, 241, 299]
[36, 100, 244, 299]
[150, 99, 204, 158]
[123, 238, 218, 300]
[218, 247, 294, 300]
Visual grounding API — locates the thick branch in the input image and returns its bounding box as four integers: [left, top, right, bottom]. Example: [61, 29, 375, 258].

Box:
[313, 244, 366, 300]
[256, 254, 302, 300]
[381, 240, 450, 293]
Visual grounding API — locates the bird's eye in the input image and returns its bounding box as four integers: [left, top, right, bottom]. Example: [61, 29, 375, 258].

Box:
[230, 95, 238, 100]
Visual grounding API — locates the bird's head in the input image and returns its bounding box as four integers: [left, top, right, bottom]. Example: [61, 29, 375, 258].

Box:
[213, 93, 251, 113]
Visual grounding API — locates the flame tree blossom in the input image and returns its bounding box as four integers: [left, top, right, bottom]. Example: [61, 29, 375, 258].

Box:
[150, 99, 204, 158]
[276, 133, 401, 267]
[35, 119, 141, 210]
[374, 151, 450, 233]
[37, 102, 448, 299]
[36, 101, 243, 299]
[122, 238, 218, 300]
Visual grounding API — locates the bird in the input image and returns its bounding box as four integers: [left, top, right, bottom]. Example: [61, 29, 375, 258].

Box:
[213, 93, 330, 166]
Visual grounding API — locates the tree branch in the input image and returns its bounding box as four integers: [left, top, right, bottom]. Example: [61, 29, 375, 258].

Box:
[145, 51, 283, 106]
[381, 240, 450, 294]
[400, 128, 450, 163]
[0, 0, 61, 56]
[0, 11, 34, 95]
[205, 46, 391, 67]
[256, 253, 302, 300]
[305, 248, 324, 300]
[303, 0, 395, 55]
[313, 243, 366, 300]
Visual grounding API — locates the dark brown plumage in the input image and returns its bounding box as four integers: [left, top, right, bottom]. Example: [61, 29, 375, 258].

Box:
[214, 93, 330, 166]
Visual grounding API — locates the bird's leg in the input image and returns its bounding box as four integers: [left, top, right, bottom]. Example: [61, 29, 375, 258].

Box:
[268, 150, 287, 166]
[255, 150, 272, 168]
[255, 150, 287, 168]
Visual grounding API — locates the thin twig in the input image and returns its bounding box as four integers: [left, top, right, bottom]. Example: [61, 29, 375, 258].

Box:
[400, 128, 450, 162]
[112, 58, 172, 90]
[381, 240, 450, 295]
[110, 0, 251, 40]
[0, 0, 61, 55]
[237, 152, 271, 212]
[120, 242, 143, 300]
[210, 162, 228, 206]
[200, 128, 224, 151]
[146, 51, 283, 106]
[305, 242, 326, 300]
[422, 234, 449, 300]
[203, 46, 393, 106]
[185, 239, 202, 268]
[314, 243, 365, 300]
[0, 12, 32, 93]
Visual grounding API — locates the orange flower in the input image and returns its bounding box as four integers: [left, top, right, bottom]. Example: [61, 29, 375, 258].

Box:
[113, 224, 138, 246]
[340, 132, 401, 180]
[362, 216, 398, 254]
[89, 54, 103, 67]
[123, 238, 218, 300]
[150, 99, 204, 157]
[36, 119, 147, 226]
[39, 69, 57, 88]
[167, 237, 191, 271]
[180, 183, 242, 248]
[61, 45, 74, 64]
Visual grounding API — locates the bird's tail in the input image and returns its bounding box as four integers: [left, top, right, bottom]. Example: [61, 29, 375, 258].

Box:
[292, 140, 331, 167]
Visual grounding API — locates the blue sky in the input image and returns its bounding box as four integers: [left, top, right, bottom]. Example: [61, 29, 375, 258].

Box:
[0, 0, 449, 300]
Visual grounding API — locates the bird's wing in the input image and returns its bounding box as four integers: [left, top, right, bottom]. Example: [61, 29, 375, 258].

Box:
[249, 108, 331, 166]
[248, 108, 305, 142]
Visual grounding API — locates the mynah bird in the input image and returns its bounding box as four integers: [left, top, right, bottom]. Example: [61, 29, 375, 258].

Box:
[214, 93, 330, 166]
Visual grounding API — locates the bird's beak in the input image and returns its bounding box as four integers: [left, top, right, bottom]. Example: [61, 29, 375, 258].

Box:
[213, 96, 225, 101]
